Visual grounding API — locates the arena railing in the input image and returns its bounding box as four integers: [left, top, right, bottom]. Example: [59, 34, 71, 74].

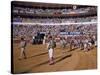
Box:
[12, 21, 97, 25]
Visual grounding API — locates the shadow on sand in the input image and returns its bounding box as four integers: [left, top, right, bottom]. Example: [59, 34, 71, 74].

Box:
[27, 52, 48, 59]
[68, 47, 78, 52]
[18, 54, 72, 74]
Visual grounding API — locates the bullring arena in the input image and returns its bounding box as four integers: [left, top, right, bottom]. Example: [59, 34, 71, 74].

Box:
[13, 42, 97, 73]
[12, 1, 97, 74]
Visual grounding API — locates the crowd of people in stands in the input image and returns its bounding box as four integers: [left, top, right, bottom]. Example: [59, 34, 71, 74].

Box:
[13, 24, 97, 40]
[13, 6, 96, 15]
[13, 16, 97, 23]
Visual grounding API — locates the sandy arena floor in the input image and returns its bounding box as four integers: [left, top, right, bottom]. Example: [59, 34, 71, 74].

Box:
[13, 43, 97, 74]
